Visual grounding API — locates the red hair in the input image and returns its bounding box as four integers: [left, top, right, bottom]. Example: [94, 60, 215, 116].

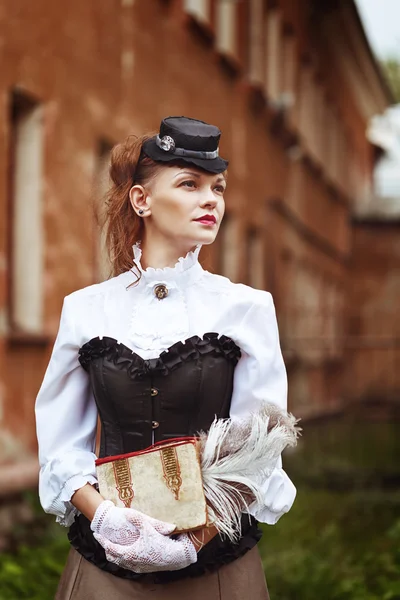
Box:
[98, 134, 167, 276]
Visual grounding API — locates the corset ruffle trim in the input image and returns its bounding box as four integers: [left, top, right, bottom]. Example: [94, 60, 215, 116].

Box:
[78, 333, 241, 378]
[68, 513, 261, 583]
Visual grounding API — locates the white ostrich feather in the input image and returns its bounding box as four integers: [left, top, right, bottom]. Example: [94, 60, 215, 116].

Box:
[198, 402, 300, 542]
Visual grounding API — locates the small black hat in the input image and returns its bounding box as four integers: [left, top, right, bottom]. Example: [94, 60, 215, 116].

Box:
[141, 116, 229, 174]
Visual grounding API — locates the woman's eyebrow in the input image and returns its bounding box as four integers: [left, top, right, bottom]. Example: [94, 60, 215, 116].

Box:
[174, 171, 200, 179]
[173, 171, 226, 183]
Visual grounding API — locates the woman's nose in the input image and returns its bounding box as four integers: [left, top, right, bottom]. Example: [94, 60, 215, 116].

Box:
[199, 188, 218, 207]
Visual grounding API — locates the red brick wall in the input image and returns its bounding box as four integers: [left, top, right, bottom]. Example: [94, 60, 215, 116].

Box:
[346, 223, 400, 404]
[0, 0, 390, 492]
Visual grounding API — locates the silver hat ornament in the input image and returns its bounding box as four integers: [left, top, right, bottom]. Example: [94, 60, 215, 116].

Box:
[158, 135, 176, 153]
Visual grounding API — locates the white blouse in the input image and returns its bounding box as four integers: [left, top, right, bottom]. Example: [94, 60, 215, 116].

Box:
[35, 243, 296, 527]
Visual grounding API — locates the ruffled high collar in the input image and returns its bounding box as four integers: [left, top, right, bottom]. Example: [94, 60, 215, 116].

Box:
[132, 242, 204, 286]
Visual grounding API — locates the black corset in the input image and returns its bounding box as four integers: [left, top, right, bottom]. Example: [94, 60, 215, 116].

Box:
[68, 333, 262, 584]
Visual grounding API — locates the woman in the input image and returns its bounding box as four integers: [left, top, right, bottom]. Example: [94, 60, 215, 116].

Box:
[35, 116, 297, 599]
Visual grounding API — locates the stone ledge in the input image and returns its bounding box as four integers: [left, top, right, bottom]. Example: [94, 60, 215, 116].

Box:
[6, 331, 50, 348]
[0, 458, 39, 497]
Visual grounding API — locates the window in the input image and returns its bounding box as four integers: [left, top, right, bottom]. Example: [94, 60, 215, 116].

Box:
[286, 160, 303, 211]
[308, 80, 323, 162]
[95, 140, 113, 282]
[337, 127, 349, 193]
[9, 91, 44, 333]
[265, 8, 281, 102]
[332, 125, 341, 183]
[218, 213, 240, 281]
[246, 228, 264, 289]
[184, 0, 211, 24]
[279, 248, 294, 343]
[281, 31, 296, 110]
[325, 105, 338, 183]
[298, 62, 314, 148]
[324, 107, 349, 192]
[248, 0, 264, 85]
[216, 0, 238, 58]
[318, 98, 329, 168]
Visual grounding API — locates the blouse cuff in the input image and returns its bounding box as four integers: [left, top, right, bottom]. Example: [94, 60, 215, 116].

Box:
[39, 449, 98, 527]
[51, 473, 98, 527]
[246, 466, 297, 525]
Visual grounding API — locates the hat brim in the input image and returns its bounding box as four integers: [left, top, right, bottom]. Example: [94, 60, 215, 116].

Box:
[141, 138, 229, 174]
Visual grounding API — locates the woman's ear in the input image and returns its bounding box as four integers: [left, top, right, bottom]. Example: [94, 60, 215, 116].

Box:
[129, 185, 151, 217]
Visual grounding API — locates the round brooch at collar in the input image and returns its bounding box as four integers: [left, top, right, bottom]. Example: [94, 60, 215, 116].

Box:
[153, 284, 168, 300]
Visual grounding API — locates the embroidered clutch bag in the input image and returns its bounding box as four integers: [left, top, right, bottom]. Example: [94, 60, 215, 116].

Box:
[95, 437, 208, 533]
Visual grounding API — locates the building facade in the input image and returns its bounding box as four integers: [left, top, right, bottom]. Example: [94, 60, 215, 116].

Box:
[347, 105, 400, 414]
[0, 0, 392, 494]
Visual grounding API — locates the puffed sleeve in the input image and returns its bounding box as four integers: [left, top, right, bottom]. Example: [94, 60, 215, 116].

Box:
[35, 294, 98, 527]
[229, 290, 297, 525]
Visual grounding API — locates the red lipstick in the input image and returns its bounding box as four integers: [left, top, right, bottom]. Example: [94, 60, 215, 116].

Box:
[195, 214, 217, 225]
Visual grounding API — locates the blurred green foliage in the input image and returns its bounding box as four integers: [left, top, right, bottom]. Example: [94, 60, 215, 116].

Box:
[381, 58, 400, 103]
[261, 418, 400, 600]
[0, 418, 399, 599]
[260, 490, 400, 600]
[0, 492, 69, 600]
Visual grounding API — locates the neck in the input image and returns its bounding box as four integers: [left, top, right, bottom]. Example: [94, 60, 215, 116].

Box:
[139, 237, 198, 270]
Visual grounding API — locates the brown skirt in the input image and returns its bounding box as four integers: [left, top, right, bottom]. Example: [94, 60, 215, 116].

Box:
[55, 546, 270, 600]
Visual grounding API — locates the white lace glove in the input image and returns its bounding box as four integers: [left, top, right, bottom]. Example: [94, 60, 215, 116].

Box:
[90, 500, 197, 573]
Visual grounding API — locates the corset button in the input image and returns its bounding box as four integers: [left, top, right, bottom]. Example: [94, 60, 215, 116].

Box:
[153, 284, 168, 300]
[152, 420, 160, 429]
[150, 387, 159, 397]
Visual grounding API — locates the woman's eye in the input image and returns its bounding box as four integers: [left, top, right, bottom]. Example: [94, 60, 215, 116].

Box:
[181, 180, 196, 188]
[214, 185, 226, 193]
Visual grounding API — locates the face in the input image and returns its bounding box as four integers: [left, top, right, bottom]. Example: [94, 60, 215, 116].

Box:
[131, 165, 226, 251]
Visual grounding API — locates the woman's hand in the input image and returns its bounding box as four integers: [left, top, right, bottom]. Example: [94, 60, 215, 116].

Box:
[90, 500, 197, 573]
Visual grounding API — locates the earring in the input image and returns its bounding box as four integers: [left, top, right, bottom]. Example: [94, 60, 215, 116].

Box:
[138, 209, 145, 215]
